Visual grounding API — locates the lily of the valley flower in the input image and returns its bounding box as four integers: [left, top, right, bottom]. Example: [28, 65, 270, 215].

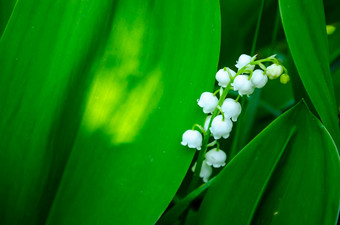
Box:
[181, 130, 202, 150]
[232, 75, 255, 96]
[216, 67, 236, 87]
[205, 148, 227, 168]
[197, 92, 219, 114]
[210, 115, 233, 139]
[235, 54, 255, 71]
[181, 53, 289, 185]
[221, 98, 242, 122]
[250, 69, 268, 88]
[192, 160, 213, 182]
[266, 64, 283, 80]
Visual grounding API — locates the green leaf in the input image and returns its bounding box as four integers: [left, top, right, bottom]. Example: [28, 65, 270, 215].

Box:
[0, 0, 221, 225]
[0, 0, 16, 37]
[279, 0, 340, 148]
[197, 101, 340, 225]
[0, 1, 116, 224]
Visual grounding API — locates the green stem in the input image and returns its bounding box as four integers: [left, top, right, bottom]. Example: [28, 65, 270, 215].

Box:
[188, 64, 250, 190]
[229, 0, 265, 159]
[217, 106, 225, 120]
[250, 0, 265, 55]
[248, 69, 254, 80]
[192, 124, 206, 134]
[157, 177, 216, 224]
[207, 140, 217, 147]
[187, 84, 231, 192]
[187, 14, 266, 190]
[271, 5, 281, 51]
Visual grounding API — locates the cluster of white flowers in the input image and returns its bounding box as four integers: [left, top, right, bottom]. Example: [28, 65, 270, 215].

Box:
[181, 54, 288, 183]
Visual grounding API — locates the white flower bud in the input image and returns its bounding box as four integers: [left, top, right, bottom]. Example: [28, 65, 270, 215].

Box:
[197, 92, 219, 114]
[235, 54, 255, 71]
[221, 98, 242, 122]
[192, 160, 213, 182]
[181, 130, 202, 150]
[232, 75, 255, 96]
[204, 115, 212, 131]
[209, 115, 233, 139]
[266, 64, 283, 80]
[215, 67, 236, 87]
[205, 148, 227, 168]
[250, 69, 268, 88]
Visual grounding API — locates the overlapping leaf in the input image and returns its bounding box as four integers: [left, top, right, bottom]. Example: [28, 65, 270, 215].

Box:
[279, 0, 340, 148]
[198, 101, 340, 225]
[0, 0, 221, 224]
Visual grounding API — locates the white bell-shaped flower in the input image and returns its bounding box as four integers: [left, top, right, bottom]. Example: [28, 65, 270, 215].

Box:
[192, 160, 213, 182]
[209, 115, 233, 139]
[250, 69, 268, 88]
[232, 75, 255, 96]
[205, 148, 227, 168]
[204, 115, 212, 131]
[197, 92, 219, 114]
[215, 67, 236, 87]
[221, 98, 242, 122]
[266, 64, 283, 80]
[235, 54, 255, 71]
[181, 130, 202, 150]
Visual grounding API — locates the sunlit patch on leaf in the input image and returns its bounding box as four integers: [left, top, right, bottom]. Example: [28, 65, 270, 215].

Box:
[83, 67, 162, 144]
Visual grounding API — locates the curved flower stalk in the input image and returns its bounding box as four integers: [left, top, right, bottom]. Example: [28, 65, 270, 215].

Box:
[181, 53, 289, 183]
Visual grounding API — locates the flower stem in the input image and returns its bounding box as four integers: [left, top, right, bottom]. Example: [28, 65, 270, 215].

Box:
[187, 84, 231, 192]
[192, 124, 206, 134]
[250, 0, 265, 55]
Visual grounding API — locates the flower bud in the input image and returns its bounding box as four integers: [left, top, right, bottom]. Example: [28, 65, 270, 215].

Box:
[205, 148, 227, 168]
[232, 75, 255, 96]
[209, 115, 233, 139]
[197, 92, 219, 114]
[280, 74, 290, 84]
[250, 69, 268, 88]
[192, 160, 213, 182]
[266, 64, 283, 79]
[221, 98, 242, 122]
[235, 54, 255, 71]
[181, 130, 202, 150]
[216, 67, 236, 87]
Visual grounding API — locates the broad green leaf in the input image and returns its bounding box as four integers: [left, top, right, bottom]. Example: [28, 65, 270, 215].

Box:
[279, 0, 340, 148]
[197, 101, 340, 225]
[43, 1, 221, 225]
[0, 0, 221, 225]
[0, 0, 16, 37]
[0, 1, 115, 224]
